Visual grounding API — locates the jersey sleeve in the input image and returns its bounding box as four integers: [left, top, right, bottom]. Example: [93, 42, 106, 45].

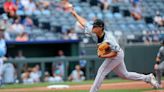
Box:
[103, 40, 120, 52]
[103, 32, 121, 52]
[84, 22, 93, 34]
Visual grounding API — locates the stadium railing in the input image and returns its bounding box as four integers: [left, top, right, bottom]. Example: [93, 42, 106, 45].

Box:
[7, 55, 103, 83]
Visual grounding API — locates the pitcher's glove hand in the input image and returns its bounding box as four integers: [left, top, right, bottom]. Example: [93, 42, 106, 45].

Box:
[97, 42, 110, 57]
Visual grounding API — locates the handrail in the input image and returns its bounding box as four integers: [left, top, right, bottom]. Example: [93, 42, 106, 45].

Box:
[6, 55, 103, 82]
[8, 55, 102, 63]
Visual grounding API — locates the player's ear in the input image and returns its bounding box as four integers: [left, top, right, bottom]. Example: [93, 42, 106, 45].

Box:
[101, 27, 104, 31]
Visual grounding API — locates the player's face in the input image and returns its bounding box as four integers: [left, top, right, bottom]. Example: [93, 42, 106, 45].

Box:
[92, 26, 103, 35]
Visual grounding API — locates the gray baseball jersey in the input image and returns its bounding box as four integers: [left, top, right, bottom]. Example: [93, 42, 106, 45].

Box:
[155, 46, 164, 85]
[84, 22, 152, 92]
[156, 46, 164, 70]
[84, 22, 121, 52]
[157, 46, 164, 62]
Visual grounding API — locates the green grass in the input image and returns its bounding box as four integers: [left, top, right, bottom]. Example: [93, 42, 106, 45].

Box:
[162, 77, 164, 80]
[2, 78, 131, 89]
[1, 77, 164, 92]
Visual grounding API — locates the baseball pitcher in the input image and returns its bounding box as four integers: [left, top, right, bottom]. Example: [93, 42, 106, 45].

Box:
[63, 2, 160, 92]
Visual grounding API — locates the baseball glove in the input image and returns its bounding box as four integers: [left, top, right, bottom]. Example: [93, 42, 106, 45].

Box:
[97, 42, 110, 56]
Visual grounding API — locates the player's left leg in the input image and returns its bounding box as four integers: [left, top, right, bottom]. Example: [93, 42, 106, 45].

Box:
[90, 58, 122, 92]
[113, 59, 159, 88]
[113, 61, 150, 81]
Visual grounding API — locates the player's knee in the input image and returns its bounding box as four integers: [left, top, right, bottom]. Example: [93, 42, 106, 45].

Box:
[120, 73, 129, 79]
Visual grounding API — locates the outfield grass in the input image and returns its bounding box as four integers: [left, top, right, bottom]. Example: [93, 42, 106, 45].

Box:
[1, 77, 164, 92]
[2, 78, 132, 89]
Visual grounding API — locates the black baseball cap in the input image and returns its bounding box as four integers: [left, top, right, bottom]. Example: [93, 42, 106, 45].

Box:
[93, 19, 104, 28]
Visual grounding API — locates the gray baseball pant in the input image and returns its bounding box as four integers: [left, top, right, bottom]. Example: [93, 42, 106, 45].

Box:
[155, 61, 164, 85]
[90, 49, 150, 92]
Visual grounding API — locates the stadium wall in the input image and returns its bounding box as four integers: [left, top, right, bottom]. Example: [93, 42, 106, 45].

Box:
[7, 43, 161, 81]
[124, 44, 160, 74]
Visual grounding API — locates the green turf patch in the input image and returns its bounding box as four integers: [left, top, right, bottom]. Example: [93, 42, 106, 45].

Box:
[162, 77, 164, 80]
[1, 77, 164, 90]
[1, 78, 131, 89]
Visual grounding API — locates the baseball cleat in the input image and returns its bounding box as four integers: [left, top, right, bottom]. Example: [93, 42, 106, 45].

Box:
[149, 73, 160, 89]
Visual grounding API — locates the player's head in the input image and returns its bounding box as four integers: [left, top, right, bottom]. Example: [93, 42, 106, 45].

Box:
[92, 19, 104, 35]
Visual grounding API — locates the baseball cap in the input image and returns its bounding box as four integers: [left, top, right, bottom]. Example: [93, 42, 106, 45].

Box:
[93, 19, 104, 28]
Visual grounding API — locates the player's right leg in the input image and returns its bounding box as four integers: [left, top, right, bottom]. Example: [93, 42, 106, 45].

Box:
[90, 49, 125, 92]
[89, 58, 122, 92]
